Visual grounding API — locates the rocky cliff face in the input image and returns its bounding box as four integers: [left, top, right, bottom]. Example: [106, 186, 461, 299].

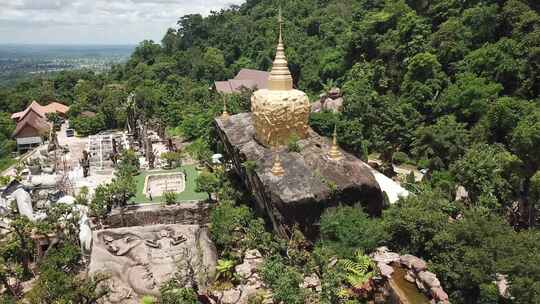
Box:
[215, 113, 383, 238]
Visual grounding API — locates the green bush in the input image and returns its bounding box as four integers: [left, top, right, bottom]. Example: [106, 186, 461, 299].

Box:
[216, 259, 235, 282]
[242, 160, 258, 173]
[160, 151, 183, 169]
[287, 133, 301, 153]
[210, 201, 252, 253]
[159, 280, 198, 304]
[163, 191, 178, 205]
[70, 114, 106, 137]
[210, 201, 281, 258]
[260, 255, 305, 304]
[118, 149, 140, 176]
[141, 295, 156, 304]
[26, 244, 108, 304]
[382, 188, 452, 258]
[0, 295, 16, 304]
[319, 206, 388, 257]
[392, 151, 409, 165]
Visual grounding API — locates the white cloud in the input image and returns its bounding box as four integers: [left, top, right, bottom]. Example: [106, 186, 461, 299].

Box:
[0, 0, 245, 44]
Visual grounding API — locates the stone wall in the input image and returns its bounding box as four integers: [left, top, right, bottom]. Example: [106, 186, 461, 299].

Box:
[215, 113, 383, 238]
[103, 201, 211, 228]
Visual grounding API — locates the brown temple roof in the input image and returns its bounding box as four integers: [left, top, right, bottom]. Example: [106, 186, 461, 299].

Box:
[12, 110, 51, 138]
[11, 101, 46, 120]
[215, 69, 270, 93]
[11, 101, 69, 120]
[43, 102, 69, 115]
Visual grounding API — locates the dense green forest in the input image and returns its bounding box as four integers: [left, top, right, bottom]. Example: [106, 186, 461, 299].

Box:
[1, 0, 540, 303]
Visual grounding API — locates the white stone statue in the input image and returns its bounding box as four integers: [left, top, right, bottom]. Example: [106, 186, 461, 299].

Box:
[12, 188, 35, 220]
[79, 213, 93, 254]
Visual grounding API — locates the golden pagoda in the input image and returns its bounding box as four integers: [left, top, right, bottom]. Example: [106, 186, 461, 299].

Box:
[251, 10, 310, 147]
[221, 95, 230, 119]
[271, 151, 285, 176]
[328, 125, 342, 161]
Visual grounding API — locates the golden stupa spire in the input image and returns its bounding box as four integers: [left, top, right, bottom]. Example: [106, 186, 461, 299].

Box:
[268, 6, 293, 91]
[221, 94, 229, 119]
[328, 124, 342, 160]
[271, 150, 285, 176]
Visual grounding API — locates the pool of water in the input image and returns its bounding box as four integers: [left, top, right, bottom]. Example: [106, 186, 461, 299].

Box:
[389, 266, 431, 304]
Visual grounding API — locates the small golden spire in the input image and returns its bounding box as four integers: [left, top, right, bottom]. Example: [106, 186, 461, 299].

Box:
[268, 6, 293, 91]
[221, 95, 229, 119]
[328, 124, 342, 161]
[271, 149, 285, 176]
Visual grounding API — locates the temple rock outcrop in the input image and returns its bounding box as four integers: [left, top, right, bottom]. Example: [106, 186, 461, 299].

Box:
[215, 113, 383, 237]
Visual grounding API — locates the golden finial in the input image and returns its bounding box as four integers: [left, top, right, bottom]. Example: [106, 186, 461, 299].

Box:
[328, 124, 342, 161]
[268, 6, 293, 91]
[271, 150, 285, 176]
[221, 95, 229, 119]
[278, 6, 283, 42]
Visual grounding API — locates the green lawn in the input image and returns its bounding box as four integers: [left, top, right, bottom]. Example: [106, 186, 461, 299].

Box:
[131, 165, 208, 204]
[0, 157, 16, 174]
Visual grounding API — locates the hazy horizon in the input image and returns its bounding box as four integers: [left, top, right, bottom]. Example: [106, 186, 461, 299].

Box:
[0, 0, 244, 45]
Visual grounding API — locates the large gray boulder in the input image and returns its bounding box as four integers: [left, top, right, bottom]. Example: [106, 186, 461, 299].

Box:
[215, 113, 383, 238]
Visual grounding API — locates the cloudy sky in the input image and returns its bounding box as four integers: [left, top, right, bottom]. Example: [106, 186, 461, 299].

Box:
[0, 0, 244, 45]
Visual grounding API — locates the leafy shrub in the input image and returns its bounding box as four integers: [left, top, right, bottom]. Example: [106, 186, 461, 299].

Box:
[392, 151, 409, 165]
[260, 256, 305, 304]
[309, 111, 339, 137]
[210, 201, 281, 258]
[0, 295, 16, 304]
[247, 292, 266, 304]
[195, 170, 220, 201]
[160, 151, 183, 169]
[75, 186, 90, 206]
[26, 244, 108, 304]
[159, 280, 198, 304]
[0, 176, 11, 187]
[70, 114, 106, 137]
[141, 295, 156, 304]
[477, 283, 500, 304]
[210, 201, 252, 253]
[163, 191, 178, 205]
[319, 206, 388, 257]
[118, 149, 140, 176]
[382, 188, 452, 258]
[216, 259, 235, 282]
[287, 133, 301, 153]
[242, 160, 257, 173]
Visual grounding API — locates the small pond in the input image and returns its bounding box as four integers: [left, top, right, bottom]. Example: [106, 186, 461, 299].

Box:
[389, 265, 431, 304]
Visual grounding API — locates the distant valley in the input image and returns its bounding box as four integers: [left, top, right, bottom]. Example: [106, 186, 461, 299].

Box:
[0, 44, 134, 86]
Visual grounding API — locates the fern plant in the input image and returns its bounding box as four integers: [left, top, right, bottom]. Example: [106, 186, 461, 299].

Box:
[341, 250, 377, 289]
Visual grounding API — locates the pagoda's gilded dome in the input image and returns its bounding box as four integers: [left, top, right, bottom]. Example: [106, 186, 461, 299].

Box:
[251, 20, 310, 147]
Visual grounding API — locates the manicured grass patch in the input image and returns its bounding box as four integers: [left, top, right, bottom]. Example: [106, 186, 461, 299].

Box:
[0, 157, 16, 173]
[131, 165, 208, 203]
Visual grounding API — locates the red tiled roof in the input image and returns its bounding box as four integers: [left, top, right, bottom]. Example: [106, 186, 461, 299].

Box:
[11, 101, 46, 120]
[215, 81, 233, 93]
[12, 110, 51, 138]
[11, 100, 69, 120]
[215, 69, 269, 94]
[43, 102, 69, 114]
